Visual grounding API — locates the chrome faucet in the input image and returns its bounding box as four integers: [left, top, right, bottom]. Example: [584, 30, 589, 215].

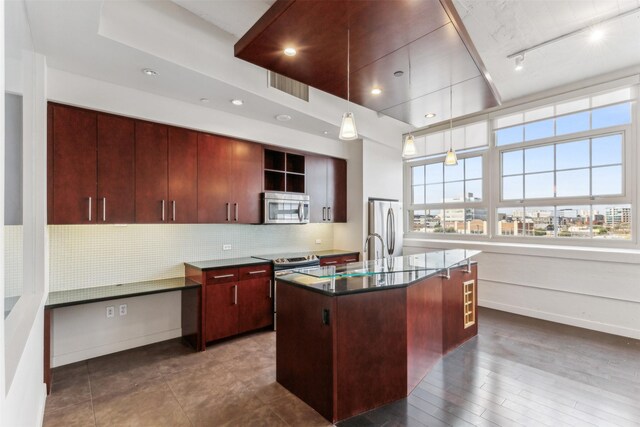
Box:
[363, 233, 386, 260]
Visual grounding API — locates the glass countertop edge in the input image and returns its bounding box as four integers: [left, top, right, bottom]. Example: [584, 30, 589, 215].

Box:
[295, 249, 481, 279]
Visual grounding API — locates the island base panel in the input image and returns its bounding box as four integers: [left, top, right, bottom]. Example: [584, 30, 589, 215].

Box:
[407, 275, 443, 393]
[276, 283, 335, 422]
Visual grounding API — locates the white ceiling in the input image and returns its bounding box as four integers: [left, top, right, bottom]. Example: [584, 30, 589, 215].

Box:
[21, 0, 640, 140]
[454, 0, 640, 101]
[172, 0, 275, 38]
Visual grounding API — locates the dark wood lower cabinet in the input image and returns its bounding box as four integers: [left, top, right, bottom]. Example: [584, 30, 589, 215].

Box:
[205, 282, 239, 342]
[238, 277, 272, 333]
[188, 263, 273, 348]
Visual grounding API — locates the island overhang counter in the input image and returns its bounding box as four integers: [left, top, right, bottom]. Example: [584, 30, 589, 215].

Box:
[274, 250, 480, 423]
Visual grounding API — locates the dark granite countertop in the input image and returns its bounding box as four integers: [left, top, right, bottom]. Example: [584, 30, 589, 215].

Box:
[275, 250, 479, 296]
[184, 257, 271, 271]
[313, 249, 360, 258]
[46, 277, 200, 309]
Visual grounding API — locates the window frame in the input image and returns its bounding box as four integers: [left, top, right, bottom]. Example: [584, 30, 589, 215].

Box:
[404, 82, 638, 249]
[404, 149, 490, 239]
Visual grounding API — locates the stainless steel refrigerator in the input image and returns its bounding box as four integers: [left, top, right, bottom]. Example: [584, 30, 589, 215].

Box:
[367, 199, 403, 260]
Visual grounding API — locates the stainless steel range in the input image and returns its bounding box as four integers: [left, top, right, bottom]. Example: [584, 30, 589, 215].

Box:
[252, 252, 321, 329]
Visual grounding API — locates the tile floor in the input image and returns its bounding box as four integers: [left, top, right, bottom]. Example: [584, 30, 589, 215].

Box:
[45, 308, 640, 426]
[43, 331, 331, 427]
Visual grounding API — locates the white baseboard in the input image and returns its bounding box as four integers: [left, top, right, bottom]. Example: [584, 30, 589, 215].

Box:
[479, 299, 640, 340]
[52, 328, 182, 367]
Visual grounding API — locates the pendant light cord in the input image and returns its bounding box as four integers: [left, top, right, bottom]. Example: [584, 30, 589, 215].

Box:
[449, 84, 453, 150]
[347, 27, 350, 109]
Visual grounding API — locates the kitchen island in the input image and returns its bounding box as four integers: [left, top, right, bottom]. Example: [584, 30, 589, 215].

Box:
[275, 250, 479, 423]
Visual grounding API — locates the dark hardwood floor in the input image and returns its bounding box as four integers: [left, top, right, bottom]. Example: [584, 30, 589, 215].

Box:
[338, 307, 640, 427]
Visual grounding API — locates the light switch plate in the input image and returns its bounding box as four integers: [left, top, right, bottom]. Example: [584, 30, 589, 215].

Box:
[223, 244, 232, 251]
[315, 239, 322, 244]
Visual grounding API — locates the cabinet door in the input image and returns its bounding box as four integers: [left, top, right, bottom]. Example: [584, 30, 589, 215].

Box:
[168, 127, 198, 223]
[238, 277, 273, 333]
[97, 113, 135, 223]
[50, 104, 97, 224]
[305, 155, 328, 223]
[135, 121, 168, 223]
[327, 158, 347, 223]
[198, 133, 232, 223]
[232, 139, 262, 224]
[205, 282, 239, 342]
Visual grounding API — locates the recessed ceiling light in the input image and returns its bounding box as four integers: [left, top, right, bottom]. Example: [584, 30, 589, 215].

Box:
[425, 113, 437, 118]
[283, 47, 297, 56]
[276, 114, 292, 121]
[323, 131, 329, 135]
[142, 68, 158, 76]
[393, 70, 404, 77]
[514, 54, 524, 71]
[231, 99, 244, 106]
[589, 28, 604, 42]
[371, 87, 382, 95]
[200, 98, 210, 103]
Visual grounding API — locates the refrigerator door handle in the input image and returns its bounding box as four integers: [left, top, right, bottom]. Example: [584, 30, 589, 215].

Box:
[390, 207, 396, 254]
[386, 207, 394, 255]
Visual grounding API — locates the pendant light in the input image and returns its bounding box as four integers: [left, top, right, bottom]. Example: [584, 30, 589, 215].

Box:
[402, 134, 416, 156]
[339, 27, 358, 140]
[444, 84, 458, 166]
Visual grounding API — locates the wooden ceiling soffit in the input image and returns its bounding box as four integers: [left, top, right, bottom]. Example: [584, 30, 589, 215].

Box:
[235, 0, 501, 126]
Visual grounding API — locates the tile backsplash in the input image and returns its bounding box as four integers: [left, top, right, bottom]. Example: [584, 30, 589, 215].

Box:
[49, 223, 334, 291]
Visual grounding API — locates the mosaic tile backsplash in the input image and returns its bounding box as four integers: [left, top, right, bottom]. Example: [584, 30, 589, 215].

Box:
[49, 224, 334, 291]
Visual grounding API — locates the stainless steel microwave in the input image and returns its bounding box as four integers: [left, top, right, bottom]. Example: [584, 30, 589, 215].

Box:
[262, 192, 310, 224]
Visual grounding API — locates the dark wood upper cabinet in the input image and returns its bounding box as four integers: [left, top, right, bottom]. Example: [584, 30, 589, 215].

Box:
[168, 127, 198, 223]
[198, 133, 232, 223]
[135, 121, 168, 223]
[306, 155, 347, 223]
[50, 104, 97, 224]
[306, 155, 328, 223]
[97, 114, 135, 224]
[199, 135, 262, 224]
[48, 103, 345, 226]
[327, 157, 347, 223]
[231, 139, 262, 224]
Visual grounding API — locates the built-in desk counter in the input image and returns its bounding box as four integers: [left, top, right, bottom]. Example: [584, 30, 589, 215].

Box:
[44, 277, 202, 394]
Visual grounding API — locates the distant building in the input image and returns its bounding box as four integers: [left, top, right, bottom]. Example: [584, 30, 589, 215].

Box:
[605, 207, 631, 227]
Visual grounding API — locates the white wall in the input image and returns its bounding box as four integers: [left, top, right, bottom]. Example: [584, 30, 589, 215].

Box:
[404, 240, 640, 339]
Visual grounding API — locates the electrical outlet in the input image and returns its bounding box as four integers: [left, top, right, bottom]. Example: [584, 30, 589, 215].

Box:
[119, 304, 127, 316]
[106, 306, 115, 318]
[315, 239, 322, 244]
[223, 244, 232, 251]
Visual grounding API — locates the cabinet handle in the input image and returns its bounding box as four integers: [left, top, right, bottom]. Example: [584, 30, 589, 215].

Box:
[161, 200, 165, 221]
[233, 285, 238, 305]
[102, 197, 106, 222]
[324, 261, 338, 265]
[213, 274, 235, 279]
[345, 258, 356, 262]
[248, 270, 267, 275]
[234, 203, 238, 222]
[172, 200, 176, 222]
[88, 197, 92, 222]
[269, 280, 272, 298]
[226, 203, 230, 222]
[328, 206, 332, 221]
[322, 207, 326, 221]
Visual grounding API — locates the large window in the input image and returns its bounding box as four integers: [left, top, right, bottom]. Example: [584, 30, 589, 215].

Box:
[408, 154, 487, 235]
[404, 84, 636, 246]
[501, 133, 624, 201]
